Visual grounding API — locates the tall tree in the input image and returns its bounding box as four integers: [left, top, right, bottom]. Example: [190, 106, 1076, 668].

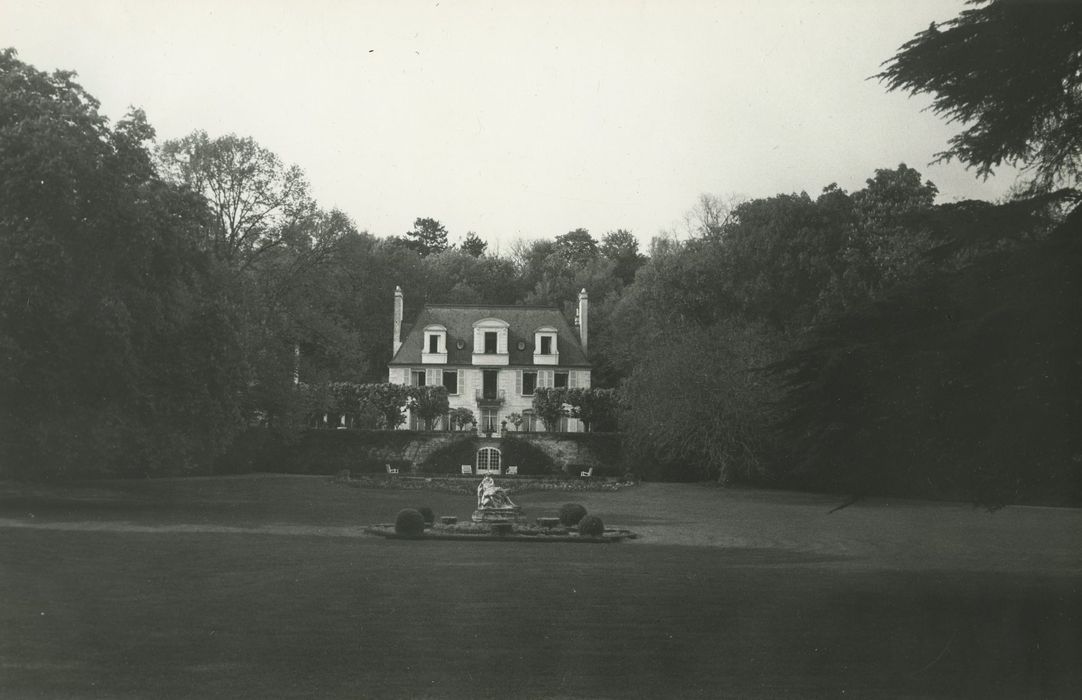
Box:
[878, 0, 1082, 190]
[460, 231, 488, 257]
[774, 191, 1080, 505]
[0, 49, 246, 477]
[554, 228, 599, 266]
[157, 131, 316, 268]
[405, 217, 450, 256]
[600, 229, 646, 286]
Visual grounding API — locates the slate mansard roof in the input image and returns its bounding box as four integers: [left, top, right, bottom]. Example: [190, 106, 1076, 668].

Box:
[389, 304, 590, 367]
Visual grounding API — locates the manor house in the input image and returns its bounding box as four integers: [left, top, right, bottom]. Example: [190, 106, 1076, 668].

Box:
[387, 287, 592, 432]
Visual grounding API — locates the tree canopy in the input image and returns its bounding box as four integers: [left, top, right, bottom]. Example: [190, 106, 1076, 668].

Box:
[404, 217, 450, 256]
[878, 0, 1082, 189]
[0, 49, 246, 477]
[157, 131, 316, 267]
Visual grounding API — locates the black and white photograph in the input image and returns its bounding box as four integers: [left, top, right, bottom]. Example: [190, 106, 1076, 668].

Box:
[1, 1, 1080, 697]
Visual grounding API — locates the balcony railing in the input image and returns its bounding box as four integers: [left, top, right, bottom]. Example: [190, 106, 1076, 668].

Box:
[475, 388, 506, 404]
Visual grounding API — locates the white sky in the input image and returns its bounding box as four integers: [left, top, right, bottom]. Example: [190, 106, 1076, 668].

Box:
[3, 0, 1018, 249]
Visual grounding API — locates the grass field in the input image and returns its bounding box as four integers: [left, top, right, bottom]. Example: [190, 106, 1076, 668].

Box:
[1, 476, 1080, 699]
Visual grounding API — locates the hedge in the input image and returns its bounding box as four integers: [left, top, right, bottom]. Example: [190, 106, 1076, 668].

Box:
[216, 428, 422, 475]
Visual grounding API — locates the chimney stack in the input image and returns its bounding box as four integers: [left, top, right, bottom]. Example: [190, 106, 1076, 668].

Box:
[393, 286, 404, 355]
[577, 288, 588, 355]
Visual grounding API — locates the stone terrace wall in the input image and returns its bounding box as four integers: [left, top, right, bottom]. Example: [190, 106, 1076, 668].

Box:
[218, 428, 622, 476]
[514, 432, 622, 474]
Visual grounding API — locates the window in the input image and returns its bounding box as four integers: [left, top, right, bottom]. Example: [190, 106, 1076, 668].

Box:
[554, 371, 569, 389]
[442, 370, 458, 395]
[476, 447, 501, 473]
[484, 331, 498, 354]
[522, 371, 537, 396]
[411, 370, 425, 386]
[540, 335, 552, 354]
[522, 410, 537, 432]
[480, 408, 499, 434]
[428, 335, 439, 353]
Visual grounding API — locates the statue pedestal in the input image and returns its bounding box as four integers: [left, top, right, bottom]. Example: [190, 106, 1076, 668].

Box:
[472, 507, 526, 524]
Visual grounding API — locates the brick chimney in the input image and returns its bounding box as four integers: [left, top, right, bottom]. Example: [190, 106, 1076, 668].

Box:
[393, 286, 404, 355]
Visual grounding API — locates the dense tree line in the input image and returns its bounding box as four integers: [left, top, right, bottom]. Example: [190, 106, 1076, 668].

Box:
[3, 1, 1079, 505]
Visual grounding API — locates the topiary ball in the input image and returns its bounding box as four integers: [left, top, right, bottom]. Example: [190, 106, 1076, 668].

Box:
[417, 506, 435, 525]
[578, 515, 604, 537]
[559, 503, 587, 526]
[395, 508, 426, 538]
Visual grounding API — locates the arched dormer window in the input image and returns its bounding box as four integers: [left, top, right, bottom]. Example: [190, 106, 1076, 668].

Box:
[422, 324, 448, 364]
[533, 326, 558, 365]
[472, 318, 510, 366]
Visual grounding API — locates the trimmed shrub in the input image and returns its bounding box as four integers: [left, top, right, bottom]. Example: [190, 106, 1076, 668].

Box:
[417, 506, 435, 525]
[394, 509, 426, 537]
[559, 503, 587, 526]
[578, 515, 604, 537]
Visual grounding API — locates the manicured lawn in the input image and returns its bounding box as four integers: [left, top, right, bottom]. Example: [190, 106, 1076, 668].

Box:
[1, 476, 1080, 698]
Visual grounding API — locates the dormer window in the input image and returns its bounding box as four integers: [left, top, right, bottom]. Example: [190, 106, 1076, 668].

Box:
[472, 318, 510, 366]
[533, 326, 559, 365]
[421, 324, 448, 364]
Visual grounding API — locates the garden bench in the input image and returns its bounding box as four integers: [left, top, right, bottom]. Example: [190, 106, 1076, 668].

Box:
[460, 465, 472, 475]
[506, 466, 518, 475]
[385, 464, 399, 475]
[580, 467, 593, 478]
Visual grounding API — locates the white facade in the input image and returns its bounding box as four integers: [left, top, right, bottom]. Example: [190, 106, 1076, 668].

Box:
[388, 291, 592, 433]
[389, 366, 591, 432]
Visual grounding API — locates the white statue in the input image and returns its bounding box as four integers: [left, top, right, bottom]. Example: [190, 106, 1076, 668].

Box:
[476, 475, 516, 509]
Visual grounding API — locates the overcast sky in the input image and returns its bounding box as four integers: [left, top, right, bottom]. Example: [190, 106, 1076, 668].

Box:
[4, 0, 1018, 249]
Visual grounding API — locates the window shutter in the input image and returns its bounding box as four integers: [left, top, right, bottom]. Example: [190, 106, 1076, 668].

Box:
[427, 368, 440, 386]
[515, 370, 523, 396]
[540, 370, 553, 388]
[568, 371, 578, 389]
[456, 369, 464, 396]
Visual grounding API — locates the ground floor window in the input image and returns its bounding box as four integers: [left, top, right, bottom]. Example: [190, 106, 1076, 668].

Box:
[442, 369, 458, 395]
[480, 408, 498, 434]
[477, 447, 501, 473]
